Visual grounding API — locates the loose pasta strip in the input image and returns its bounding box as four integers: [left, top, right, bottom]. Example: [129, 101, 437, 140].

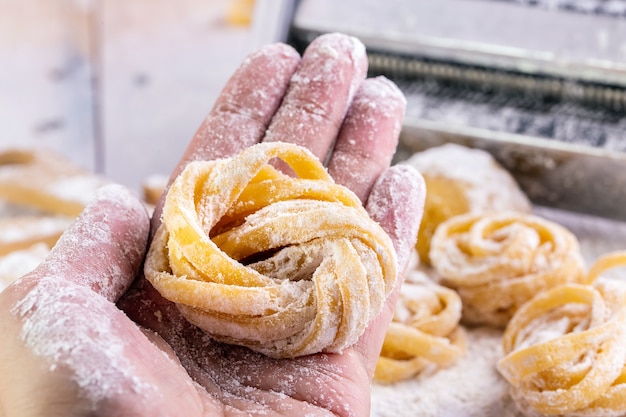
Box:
[0, 148, 108, 217]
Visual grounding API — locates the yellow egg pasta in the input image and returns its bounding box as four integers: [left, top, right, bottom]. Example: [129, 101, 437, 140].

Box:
[430, 211, 585, 327]
[498, 251, 626, 417]
[144, 142, 397, 358]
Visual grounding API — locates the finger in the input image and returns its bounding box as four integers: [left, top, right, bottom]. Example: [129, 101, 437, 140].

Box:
[355, 165, 426, 377]
[327, 76, 406, 202]
[33, 184, 149, 303]
[128, 43, 300, 320]
[263, 32, 368, 163]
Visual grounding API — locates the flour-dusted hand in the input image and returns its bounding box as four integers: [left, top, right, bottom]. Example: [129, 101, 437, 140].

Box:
[122, 32, 425, 416]
[0, 33, 425, 417]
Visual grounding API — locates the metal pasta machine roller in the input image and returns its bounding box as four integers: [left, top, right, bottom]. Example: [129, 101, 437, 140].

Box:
[285, 0, 626, 220]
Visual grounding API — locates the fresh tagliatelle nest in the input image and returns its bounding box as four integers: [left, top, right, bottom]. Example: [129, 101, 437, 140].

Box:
[498, 251, 626, 417]
[430, 211, 585, 328]
[144, 142, 398, 358]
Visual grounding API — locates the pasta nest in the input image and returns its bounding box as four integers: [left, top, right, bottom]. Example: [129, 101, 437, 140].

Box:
[498, 251, 626, 416]
[144, 142, 397, 358]
[430, 211, 585, 327]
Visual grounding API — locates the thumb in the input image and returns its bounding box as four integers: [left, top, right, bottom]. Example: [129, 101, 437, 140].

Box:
[0, 185, 204, 417]
[33, 184, 150, 302]
[357, 164, 426, 377]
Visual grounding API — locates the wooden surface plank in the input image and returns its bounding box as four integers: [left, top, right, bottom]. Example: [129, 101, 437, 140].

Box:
[0, 0, 97, 171]
[0, 0, 284, 193]
[100, 0, 252, 192]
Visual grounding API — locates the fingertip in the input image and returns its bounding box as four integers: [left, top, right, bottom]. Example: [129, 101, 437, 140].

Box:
[94, 183, 150, 223]
[348, 76, 406, 148]
[211, 41, 301, 122]
[308, 32, 366, 60]
[217, 41, 301, 116]
[263, 33, 369, 160]
[307, 32, 368, 95]
[328, 76, 406, 200]
[367, 76, 407, 104]
[245, 41, 300, 64]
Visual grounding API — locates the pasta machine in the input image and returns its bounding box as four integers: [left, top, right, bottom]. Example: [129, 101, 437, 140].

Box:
[280, 0, 626, 220]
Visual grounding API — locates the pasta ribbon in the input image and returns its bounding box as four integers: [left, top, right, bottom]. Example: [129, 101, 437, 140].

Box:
[498, 251, 626, 416]
[374, 281, 465, 383]
[429, 212, 585, 327]
[144, 142, 397, 358]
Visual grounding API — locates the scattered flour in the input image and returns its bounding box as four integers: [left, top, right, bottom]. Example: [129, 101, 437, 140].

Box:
[371, 327, 522, 417]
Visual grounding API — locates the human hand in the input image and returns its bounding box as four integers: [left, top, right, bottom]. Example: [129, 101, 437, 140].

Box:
[0, 33, 425, 417]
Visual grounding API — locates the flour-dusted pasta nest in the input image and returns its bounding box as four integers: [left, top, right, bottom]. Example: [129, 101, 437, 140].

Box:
[429, 211, 585, 328]
[144, 142, 398, 358]
[498, 251, 626, 417]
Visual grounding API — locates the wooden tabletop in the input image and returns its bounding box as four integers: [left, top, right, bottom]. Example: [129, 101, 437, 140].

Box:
[0, 0, 258, 193]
